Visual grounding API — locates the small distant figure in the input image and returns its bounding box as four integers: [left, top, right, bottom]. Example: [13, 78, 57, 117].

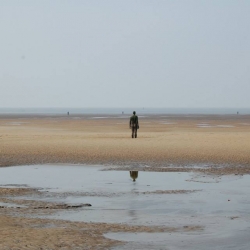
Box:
[130, 171, 138, 182]
[130, 111, 139, 138]
[67, 112, 69, 116]
[237, 111, 239, 115]
[122, 111, 124, 114]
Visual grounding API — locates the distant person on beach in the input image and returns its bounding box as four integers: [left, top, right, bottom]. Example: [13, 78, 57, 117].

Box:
[130, 171, 138, 182]
[130, 111, 139, 138]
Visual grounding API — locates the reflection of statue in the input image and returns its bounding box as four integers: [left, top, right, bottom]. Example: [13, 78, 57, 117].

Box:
[130, 171, 138, 182]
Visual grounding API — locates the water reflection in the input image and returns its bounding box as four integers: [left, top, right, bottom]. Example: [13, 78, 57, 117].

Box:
[130, 171, 138, 182]
[128, 185, 139, 222]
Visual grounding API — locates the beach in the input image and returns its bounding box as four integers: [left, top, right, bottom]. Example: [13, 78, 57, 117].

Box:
[1, 114, 250, 171]
[1, 114, 250, 249]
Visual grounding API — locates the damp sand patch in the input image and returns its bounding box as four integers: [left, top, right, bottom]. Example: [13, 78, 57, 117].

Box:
[216, 125, 235, 128]
[4, 122, 29, 126]
[197, 124, 235, 128]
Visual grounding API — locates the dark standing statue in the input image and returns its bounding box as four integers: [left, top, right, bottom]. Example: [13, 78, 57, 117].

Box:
[130, 111, 139, 138]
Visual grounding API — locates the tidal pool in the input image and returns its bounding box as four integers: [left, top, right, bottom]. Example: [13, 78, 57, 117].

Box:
[0, 164, 250, 249]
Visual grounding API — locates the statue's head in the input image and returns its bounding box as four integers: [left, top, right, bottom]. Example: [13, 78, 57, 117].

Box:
[133, 111, 136, 115]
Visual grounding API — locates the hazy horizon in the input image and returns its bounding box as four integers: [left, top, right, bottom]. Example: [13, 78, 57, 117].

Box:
[1, 107, 250, 115]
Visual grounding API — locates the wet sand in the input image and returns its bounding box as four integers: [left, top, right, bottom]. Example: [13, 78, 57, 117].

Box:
[1, 114, 250, 249]
[0, 215, 177, 250]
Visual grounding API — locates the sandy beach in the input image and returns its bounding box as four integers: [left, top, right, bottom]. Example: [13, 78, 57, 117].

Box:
[1, 114, 250, 170]
[1, 114, 250, 249]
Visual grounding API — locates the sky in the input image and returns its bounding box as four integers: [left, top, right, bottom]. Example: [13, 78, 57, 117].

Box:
[1, 0, 250, 108]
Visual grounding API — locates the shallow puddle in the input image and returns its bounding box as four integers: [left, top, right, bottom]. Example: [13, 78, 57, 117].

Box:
[0, 165, 250, 249]
[107, 228, 250, 250]
[0, 202, 26, 208]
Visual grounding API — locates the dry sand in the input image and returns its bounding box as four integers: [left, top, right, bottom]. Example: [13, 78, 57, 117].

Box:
[1, 114, 250, 249]
[1, 114, 250, 173]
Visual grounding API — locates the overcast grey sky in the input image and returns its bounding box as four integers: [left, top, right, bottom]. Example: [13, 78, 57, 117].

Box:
[1, 0, 250, 108]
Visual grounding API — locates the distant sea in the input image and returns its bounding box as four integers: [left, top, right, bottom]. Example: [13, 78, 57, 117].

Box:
[0, 108, 250, 115]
